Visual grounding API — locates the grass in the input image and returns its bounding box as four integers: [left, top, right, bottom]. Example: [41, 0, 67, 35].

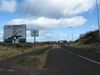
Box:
[17, 45, 51, 70]
[69, 43, 100, 53]
[0, 45, 33, 60]
[0, 43, 50, 60]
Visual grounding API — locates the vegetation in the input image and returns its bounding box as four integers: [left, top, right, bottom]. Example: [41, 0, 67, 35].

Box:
[17, 45, 51, 70]
[0, 43, 51, 60]
[0, 43, 33, 60]
[75, 30, 99, 44]
[70, 30, 100, 53]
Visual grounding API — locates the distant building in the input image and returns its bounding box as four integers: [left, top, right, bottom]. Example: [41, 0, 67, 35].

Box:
[4, 25, 26, 43]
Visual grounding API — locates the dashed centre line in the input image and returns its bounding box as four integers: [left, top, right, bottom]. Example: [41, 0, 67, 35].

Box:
[0, 68, 4, 71]
[0, 68, 15, 72]
[7, 69, 15, 72]
[66, 51, 74, 55]
[63, 49, 74, 55]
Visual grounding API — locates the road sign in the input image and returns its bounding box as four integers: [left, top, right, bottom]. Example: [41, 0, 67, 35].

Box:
[4, 25, 26, 43]
[31, 30, 39, 37]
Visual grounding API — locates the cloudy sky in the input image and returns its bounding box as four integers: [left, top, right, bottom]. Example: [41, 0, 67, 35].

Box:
[0, 0, 100, 42]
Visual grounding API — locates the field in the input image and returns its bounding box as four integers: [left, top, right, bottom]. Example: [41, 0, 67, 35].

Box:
[0, 43, 51, 60]
[0, 43, 51, 70]
[0, 43, 33, 60]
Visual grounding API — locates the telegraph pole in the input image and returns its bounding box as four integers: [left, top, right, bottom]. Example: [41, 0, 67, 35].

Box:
[96, 0, 100, 41]
[71, 27, 74, 42]
[69, 27, 74, 42]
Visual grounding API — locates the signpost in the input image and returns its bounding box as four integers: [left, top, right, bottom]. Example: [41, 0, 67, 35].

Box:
[31, 30, 39, 43]
[31, 30, 39, 50]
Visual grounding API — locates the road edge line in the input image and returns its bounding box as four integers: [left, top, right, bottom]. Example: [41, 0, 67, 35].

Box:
[77, 55, 100, 65]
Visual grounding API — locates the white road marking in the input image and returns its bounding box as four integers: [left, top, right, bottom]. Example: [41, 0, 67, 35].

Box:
[0, 68, 4, 71]
[63, 50, 74, 55]
[63, 49, 100, 65]
[77, 55, 100, 65]
[66, 51, 74, 55]
[7, 69, 15, 72]
[53, 45, 61, 49]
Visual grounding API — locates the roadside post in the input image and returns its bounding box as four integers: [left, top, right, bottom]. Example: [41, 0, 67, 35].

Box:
[31, 30, 39, 50]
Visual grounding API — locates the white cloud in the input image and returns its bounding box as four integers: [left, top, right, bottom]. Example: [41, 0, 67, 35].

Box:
[0, 31, 3, 41]
[21, 0, 95, 18]
[90, 24, 98, 31]
[8, 16, 87, 30]
[0, 0, 17, 12]
[26, 30, 68, 42]
[97, 0, 100, 4]
[26, 31, 31, 37]
[44, 33, 67, 41]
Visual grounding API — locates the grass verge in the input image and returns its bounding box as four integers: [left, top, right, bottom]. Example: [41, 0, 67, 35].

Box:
[17, 45, 51, 70]
[0, 44, 33, 60]
[69, 43, 100, 53]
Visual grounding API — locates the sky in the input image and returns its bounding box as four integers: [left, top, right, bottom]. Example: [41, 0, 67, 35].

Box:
[0, 0, 100, 42]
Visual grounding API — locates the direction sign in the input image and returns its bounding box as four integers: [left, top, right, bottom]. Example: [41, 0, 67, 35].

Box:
[31, 30, 39, 37]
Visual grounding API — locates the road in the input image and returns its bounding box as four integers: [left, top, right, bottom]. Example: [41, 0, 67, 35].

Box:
[0, 51, 39, 75]
[39, 45, 100, 75]
[0, 45, 100, 75]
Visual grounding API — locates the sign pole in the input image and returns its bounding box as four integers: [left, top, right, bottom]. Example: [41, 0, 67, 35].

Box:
[34, 36, 36, 50]
[31, 30, 39, 50]
[34, 36, 36, 43]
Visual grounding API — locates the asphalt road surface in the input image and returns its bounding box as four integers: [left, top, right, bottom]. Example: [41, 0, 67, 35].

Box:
[40, 45, 100, 75]
[0, 45, 100, 75]
[0, 51, 39, 75]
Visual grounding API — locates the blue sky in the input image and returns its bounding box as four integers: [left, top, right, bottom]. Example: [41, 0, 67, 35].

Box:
[0, 0, 100, 42]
